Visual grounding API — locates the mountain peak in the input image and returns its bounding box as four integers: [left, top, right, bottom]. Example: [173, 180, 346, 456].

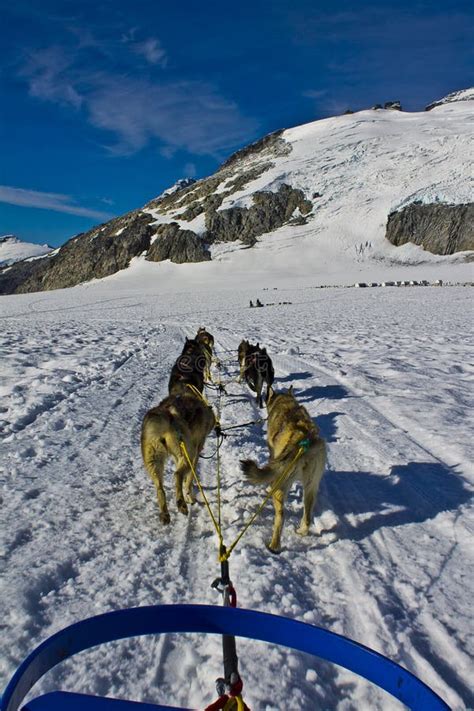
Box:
[425, 87, 474, 111]
[0, 236, 53, 267]
[158, 178, 197, 199]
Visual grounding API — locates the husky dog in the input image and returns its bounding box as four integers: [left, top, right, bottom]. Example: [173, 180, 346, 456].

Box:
[168, 338, 206, 395]
[195, 327, 214, 381]
[241, 386, 326, 553]
[141, 389, 215, 524]
[237, 340, 275, 408]
[238, 339, 250, 382]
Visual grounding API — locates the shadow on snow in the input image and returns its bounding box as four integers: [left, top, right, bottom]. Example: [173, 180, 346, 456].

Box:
[297, 384, 350, 402]
[320, 461, 472, 542]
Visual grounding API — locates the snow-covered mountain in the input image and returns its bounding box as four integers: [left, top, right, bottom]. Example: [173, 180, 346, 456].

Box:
[1, 88, 472, 294]
[0, 235, 52, 267]
[425, 87, 474, 111]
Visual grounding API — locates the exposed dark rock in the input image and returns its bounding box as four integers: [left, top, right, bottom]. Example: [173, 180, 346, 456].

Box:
[148, 175, 223, 213]
[385, 203, 474, 255]
[224, 162, 274, 193]
[146, 223, 210, 263]
[0, 254, 53, 294]
[178, 194, 224, 221]
[168, 163, 275, 222]
[288, 215, 308, 226]
[384, 101, 402, 111]
[160, 178, 197, 196]
[372, 104, 383, 110]
[219, 130, 291, 170]
[0, 211, 155, 294]
[205, 184, 312, 245]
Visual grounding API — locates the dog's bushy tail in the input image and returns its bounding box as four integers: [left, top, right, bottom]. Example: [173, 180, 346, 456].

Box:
[241, 449, 298, 486]
[240, 459, 273, 484]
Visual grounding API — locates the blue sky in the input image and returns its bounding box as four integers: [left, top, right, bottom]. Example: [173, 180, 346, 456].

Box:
[1, 0, 473, 247]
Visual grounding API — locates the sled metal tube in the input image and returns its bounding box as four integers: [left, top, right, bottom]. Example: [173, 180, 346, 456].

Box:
[1, 604, 450, 711]
[219, 558, 239, 684]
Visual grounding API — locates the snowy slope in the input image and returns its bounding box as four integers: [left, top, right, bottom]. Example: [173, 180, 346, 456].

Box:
[0, 236, 52, 266]
[1, 270, 473, 710]
[141, 94, 473, 284]
[426, 88, 474, 110]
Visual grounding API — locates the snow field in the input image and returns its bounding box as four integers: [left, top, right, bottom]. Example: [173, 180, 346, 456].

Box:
[0, 283, 473, 710]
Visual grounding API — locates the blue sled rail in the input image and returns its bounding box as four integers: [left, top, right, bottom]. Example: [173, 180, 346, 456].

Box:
[1, 604, 449, 711]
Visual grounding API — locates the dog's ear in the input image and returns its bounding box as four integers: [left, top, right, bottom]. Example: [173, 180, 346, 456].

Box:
[288, 385, 294, 395]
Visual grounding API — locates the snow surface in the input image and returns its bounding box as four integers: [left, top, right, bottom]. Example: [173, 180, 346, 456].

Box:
[0, 236, 52, 267]
[1, 262, 473, 710]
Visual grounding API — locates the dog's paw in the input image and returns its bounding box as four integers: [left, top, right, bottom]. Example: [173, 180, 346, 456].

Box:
[266, 541, 281, 555]
[296, 524, 309, 536]
[184, 494, 196, 505]
[177, 499, 189, 515]
[240, 459, 252, 475]
[160, 512, 171, 525]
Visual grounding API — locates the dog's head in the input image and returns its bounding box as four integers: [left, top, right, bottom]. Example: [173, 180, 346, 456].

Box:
[266, 385, 294, 412]
[182, 337, 201, 354]
[196, 327, 214, 350]
[238, 339, 250, 359]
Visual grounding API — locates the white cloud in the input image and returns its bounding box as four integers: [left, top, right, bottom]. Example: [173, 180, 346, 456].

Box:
[18, 38, 258, 158]
[0, 186, 113, 220]
[86, 76, 259, 157]
[133, 38, 167, 67]
[19, 47, 83, 109]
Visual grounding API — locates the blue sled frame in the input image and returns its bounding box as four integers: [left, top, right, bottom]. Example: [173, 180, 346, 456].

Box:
[1, 604, 449, 710]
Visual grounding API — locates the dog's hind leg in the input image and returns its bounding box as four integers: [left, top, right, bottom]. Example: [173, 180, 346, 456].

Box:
[297, 449, 326, 536]
[296, 484, 316, 536]
[142, 444, 170, 524]
[265, 380, 273, 404]
[255, 377, 264, 408]
[183, 449, 199, 505]
[174, 457, 191, 515]
[268, 488, 285, 553]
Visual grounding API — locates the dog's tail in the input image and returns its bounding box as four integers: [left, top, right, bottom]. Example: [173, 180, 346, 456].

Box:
[241, 447, 300, 487]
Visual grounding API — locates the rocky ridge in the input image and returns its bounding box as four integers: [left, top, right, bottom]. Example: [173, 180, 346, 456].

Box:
[386, 203, 474, 256]
[0, 131, 311, 294]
